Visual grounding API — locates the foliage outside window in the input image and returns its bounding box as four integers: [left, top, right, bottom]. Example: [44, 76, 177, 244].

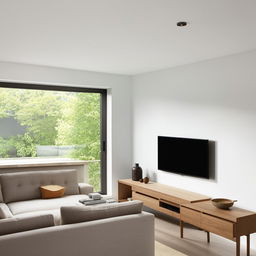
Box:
[0, 88, 102, 191]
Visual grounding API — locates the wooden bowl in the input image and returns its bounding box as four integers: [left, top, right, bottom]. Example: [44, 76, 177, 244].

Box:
[211, 198, 237, 210]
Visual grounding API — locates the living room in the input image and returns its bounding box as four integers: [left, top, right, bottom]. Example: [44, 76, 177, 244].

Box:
[0, 1, 256, 256]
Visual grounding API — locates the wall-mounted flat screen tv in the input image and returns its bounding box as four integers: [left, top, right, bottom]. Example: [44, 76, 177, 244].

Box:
[158, 136, 209, 179]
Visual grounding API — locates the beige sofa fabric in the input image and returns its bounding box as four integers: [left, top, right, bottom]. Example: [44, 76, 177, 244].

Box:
[0, 184, 3, 202]
[0, 169, 79, 203]
[9, 195, 112, 225]
[61, 200, 143, 224]
[78, 183, 93, 194]
[8, 194, 88, 215]
[0, 212, 154, 256]
[15, 209, 62, 226]
[0, 203, 13, 219]
[0, 214, 54, 236]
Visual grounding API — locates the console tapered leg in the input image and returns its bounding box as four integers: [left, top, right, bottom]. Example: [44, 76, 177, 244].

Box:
[180, 220, 184, 238]
[207, 232, 210, 243]
[236, 236, 240, 256]
[247, 235, 250, 256]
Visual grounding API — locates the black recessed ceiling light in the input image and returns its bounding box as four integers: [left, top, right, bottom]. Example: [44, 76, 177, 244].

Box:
[177, 21, 187, 27]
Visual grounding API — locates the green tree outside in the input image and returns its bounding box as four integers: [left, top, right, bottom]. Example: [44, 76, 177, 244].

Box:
[0, 88, 101, 191]
[56, 93, 101, 191]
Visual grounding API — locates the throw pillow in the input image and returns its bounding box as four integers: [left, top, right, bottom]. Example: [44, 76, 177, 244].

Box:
[40, 185, 65, 199]
[61, 200, 143, 225]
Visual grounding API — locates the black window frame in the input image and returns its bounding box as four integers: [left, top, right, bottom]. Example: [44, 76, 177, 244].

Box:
[0, 82, 107, 194]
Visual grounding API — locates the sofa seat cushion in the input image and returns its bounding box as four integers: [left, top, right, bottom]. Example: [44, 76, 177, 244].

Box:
[8, 194, 89, 216]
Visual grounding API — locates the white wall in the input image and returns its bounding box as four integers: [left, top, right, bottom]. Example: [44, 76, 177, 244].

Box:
[2, 50, 256, 248]
[133, 50, 256, 247]
[0, 61, 133, 197]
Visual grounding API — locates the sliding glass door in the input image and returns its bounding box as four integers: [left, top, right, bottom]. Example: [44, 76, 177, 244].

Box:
[0, 82, 107, 193]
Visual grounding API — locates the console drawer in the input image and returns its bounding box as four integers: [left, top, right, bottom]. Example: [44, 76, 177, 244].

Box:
[201, 213, 235, 239]
[180, 207, 201, 227]
[133, 186, 160, 199]
[132, 191, 159, 210]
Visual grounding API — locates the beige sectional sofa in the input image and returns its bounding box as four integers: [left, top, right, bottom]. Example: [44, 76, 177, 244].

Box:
[0, 169, 93, 224]
[0, 169, 155, 256]
[0, 211, 154, 256]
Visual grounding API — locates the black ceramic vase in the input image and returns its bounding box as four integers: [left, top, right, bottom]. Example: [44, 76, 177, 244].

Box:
[132, 163, 143, 181]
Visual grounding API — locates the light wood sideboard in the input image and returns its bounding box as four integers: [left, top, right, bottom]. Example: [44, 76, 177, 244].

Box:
[118, 179, 256, 256]
[118, 179, 210, 220]
[180, 201, 256, 256]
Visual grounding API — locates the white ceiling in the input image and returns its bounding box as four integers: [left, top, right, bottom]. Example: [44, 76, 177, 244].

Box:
[0, 0, 256, 75]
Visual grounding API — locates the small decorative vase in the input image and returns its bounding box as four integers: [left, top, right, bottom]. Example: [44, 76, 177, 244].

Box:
[132, 163, 143, 181]
[143, 177, 149, 184]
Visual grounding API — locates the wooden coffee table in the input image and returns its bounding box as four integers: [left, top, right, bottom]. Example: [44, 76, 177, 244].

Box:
[180, 201, 256, 256]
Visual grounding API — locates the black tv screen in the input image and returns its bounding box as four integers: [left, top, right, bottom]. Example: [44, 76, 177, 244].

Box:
[158, 136, 209, 179]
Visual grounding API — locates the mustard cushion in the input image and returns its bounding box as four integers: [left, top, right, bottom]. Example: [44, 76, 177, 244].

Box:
[40, 185, 65, 199]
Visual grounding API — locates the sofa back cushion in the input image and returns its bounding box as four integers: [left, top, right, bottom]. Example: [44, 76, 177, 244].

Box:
[0, 214, 54, 236]
[61, 200, 143, 225]
[0, 170, 79, 203]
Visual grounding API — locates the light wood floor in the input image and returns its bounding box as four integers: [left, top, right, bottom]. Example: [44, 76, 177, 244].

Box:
[155, 241, 186, 256]
[148, 208, 256, 256]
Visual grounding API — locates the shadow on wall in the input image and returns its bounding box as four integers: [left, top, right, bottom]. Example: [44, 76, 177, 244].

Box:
[209, 140, 217, 181]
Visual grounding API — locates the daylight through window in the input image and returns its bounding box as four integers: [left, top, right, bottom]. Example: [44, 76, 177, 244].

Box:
[0, 85, 107, 193]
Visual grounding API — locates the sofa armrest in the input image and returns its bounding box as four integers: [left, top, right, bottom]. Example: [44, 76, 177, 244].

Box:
[78, 183, 93, 195]
[0, 203, 13, 219]
[0, 214, 54, 236]
[0, 184, 4, 203]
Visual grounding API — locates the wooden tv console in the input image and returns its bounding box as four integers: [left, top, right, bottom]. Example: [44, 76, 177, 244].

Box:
[118, 179, 210, 220]
[118, 179, 256, 256]
[180, 201, 256, 256]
